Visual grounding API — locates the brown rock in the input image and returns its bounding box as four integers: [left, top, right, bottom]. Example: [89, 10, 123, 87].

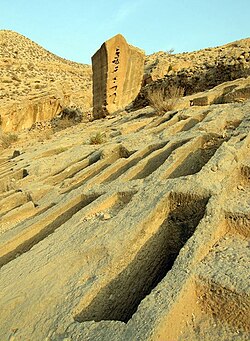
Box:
[190, 96, 209, 106]
[92, 34, 145, 118]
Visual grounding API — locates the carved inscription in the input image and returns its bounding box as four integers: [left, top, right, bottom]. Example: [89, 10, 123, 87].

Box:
[110, 48, 120, 103]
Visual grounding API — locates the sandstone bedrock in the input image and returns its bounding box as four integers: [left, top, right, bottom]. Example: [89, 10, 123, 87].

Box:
[0, 31, 250, 341]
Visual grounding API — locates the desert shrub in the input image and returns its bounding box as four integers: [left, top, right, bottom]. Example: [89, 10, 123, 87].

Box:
[0, 133, 18, 148]
[60, 107, 83, 123]
[147, 85, 184, 114]
[166, 48, 175, 54]
[89, 132, 106, 145]
[52, 106, 84, 132]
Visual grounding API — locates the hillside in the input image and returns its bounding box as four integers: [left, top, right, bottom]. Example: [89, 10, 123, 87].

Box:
[0, 31, 250, 131]
[0, 30, 92, 131]
[123, 38, 249, 111]
[145, 38, 250, 87]
[0, 33, 249, 340]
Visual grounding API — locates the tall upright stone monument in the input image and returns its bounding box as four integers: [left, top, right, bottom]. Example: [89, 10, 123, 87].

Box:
[92, 34, 145, 119]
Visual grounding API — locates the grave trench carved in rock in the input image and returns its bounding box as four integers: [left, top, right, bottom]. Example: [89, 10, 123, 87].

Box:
[61, 147, 130, 194]
[0, 193, 101, 268]
[193, 227, 250, 335]
[130, 139, 190, 180]
[0, 191, 29, 216]
[0, 167, 29, 192]
[45, 151, 102, 186]
[74, 193, 209, 323]
[152, 207, 250, 340]
[103, 141, 169, 183]
[165, 136, 226, 179]
[83, 191, 136, 220]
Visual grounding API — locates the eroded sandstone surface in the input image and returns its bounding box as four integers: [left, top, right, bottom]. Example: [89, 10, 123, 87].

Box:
[92, 34, 145, 118]
[0, 34, 250, 341]
[0, 94, 249, 341]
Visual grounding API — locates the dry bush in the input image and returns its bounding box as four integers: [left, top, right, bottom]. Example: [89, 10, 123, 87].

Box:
[0, 133, 18, 149]
[89, 132, 106, 145]
[147, 85, 184, 114]
[51, 107, 84, 132]
[166, 48, 175, 54]
[59, 107, 83, 123]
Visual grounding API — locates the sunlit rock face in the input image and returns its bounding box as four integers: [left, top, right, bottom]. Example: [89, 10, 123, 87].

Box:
[92, 34, 145, 118]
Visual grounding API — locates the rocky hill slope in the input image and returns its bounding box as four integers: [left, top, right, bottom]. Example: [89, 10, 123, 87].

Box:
[130, 38, 250, 109]
[0, 30, 92, 131]
[145, 38, 250, 88]
[0, 31, 249, 131]
[0, 33, 249, 340]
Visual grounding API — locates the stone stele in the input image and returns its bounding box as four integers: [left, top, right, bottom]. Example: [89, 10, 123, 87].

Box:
[92, 34, 145, 118]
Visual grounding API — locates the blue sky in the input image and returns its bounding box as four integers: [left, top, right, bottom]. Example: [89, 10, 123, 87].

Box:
[1, 0, 249, 64]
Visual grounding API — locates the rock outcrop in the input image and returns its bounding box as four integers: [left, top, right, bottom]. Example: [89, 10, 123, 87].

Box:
[132, 38, 250, 110]
[144, 38, 250, 92]
[92, 34, 145, 118]
[168, 76, 250, 111]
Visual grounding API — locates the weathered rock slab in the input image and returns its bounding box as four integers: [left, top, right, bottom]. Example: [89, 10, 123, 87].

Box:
[92, 34, 145, 118]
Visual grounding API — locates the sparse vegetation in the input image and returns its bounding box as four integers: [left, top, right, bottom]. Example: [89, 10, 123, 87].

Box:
[166, 48, 175, 54]
[0, 31, 250, 341]
[89, 132, 106, 145]
[147, 85, 184, 114]
[0, 132, 18, 148]
[51, 107, 84, 132]
[59, 107, 83, 123]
